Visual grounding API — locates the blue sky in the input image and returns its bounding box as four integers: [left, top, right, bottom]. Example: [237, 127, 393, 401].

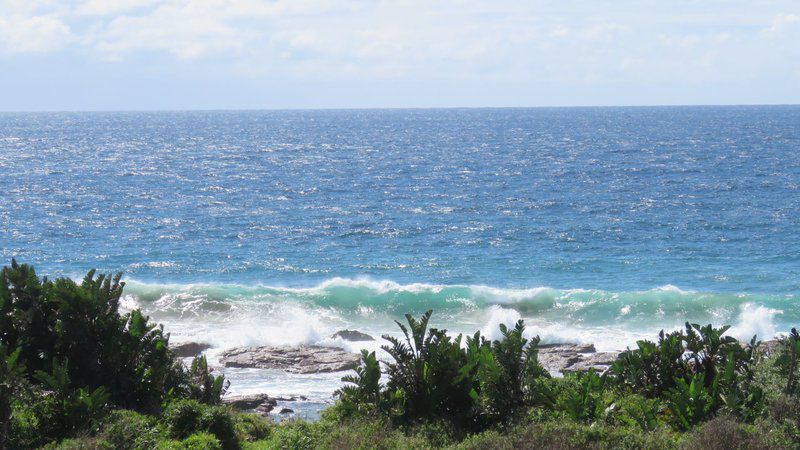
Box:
[1, 0, 798, 111]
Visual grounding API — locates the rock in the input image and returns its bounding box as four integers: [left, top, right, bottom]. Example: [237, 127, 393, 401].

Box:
[331, 329, 375, 342]
[757, 339, 781, 356]
[539, 343, 596, 353]
[222, 393, 277, 414]
[219, 345, 360, 374]
[274, 395, 308, 402]
[564, 352, 620, 373]
[537, 343, 618, 374]
[171, 342, 212, 357]
[279, 408, 294, 414]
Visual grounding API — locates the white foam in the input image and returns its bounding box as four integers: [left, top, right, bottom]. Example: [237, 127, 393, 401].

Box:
[480, 306, 522, 341]
[469, 285, 553, 304]
[729, 302, 783, 341]
[650, 284, 693, 294]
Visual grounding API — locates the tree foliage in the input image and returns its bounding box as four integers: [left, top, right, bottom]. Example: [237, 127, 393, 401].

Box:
[0, 260, 227, 446]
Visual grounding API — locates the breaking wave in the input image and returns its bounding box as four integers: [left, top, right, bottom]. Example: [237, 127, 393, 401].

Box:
[120, 278, 798, 353]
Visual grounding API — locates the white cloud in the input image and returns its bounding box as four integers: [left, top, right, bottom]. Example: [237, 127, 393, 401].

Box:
[93, 3, 247, 60]
[76, 0, 160, 16]
[1, 0, 799, 104]
[764, 12, 800, 34]
[0, 14, 70, 53]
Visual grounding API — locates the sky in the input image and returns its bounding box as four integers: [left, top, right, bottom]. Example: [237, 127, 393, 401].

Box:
[0, 0, 798, 111]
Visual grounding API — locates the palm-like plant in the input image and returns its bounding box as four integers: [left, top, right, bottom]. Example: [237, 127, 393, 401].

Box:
[683, 322, 740, 387]
[381, 310, 473, 424]
[187, 355, 229, 405]
[337, 349, 382, 414]
[483, 321, 548, 419]
[776, 328, 800, 395]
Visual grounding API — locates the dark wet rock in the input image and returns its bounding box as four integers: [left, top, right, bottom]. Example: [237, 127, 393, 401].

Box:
[274, 395, 308, 402]
[279, 408, 294, 414]
[537, 343, 618, 374]
[222, 393, 277, 414]
[171, 342, 212, 357]
[219, 345, 360, 373]
[331, 329, 375, 342]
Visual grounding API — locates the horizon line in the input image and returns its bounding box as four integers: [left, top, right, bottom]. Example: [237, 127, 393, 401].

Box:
[1, 102, 799, 114]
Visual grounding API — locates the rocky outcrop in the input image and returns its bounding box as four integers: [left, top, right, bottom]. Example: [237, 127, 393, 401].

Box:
[222, 393, 277, 415]
[219, 345, 360, 374]
[171, 342, 212, 357]
[757, 339, 781, 356]
[331, 329, 375, 342]
[537, 343, 619, 374]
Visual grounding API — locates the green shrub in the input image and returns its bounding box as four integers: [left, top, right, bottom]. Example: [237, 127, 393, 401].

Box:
[665, 374, 715, 431]
[607, 394, 664, 432]
[201, 405, 238, 449]
[382, 310, 475, 426]
[338, 311, 551, 431]
[40, 436, 114, 449]
[8, 396, 46, 449]
[0, 343, 25, 447]
[336, 349, 382, 417]
[610, 330, 686, 397]
[187, 356, 229, 405]
[101, 409, 167, 450]
[556, 369, 609, 424]
[233, 412, 271, 442]
[319, 418, 428, 450]
[682, 416, 769, 450]
[164, 399, 206, 439]
[478, 321, 549, 423]
[156, 432, 223, 450]
[33, 359, 110, 437]
[257, 421, 316, 450]
[775, 328, 800, 396]
[163, 399, 238, 449]
[452, 421, 680, 450]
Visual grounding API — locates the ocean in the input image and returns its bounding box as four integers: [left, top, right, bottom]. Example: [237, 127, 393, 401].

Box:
[2, 106, 799, 415]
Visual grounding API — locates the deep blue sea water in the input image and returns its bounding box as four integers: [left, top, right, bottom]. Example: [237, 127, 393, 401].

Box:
[2, 106, 799, 409]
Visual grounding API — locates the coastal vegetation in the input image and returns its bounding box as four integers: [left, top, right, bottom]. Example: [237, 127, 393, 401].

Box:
[2, 261, 800, 448]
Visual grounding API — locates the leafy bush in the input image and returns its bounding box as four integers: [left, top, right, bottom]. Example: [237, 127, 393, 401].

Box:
[0, 260, 230, 445]
[683, 416, 770, 450]
[338, 311, 551, 431]
[0, 344, 25, 446]
[381, 310, 475, 425]
[156, 432, 223, 450]
[775, 328, 800, 395]
[610, 330, 686, 397]
[607, 394, 663, 432]
[477, 321, 549, 422]
[162, 399, 238, 450]
[255, 421, 316, 450]
[187, 356, 229, 406]
[335, 350, 382, 416]
[101, 409, 167, 450]
[664, 374, 715, 431]
[0, 261, 181, 409]
[683, 323, 742, 388]
[34, 359, 110, 437]
[232, 412, 271, 442]
[556, 369, 609, 424]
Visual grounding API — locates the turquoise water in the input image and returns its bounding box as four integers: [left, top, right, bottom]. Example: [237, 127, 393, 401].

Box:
[1, 107, 799, 407]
